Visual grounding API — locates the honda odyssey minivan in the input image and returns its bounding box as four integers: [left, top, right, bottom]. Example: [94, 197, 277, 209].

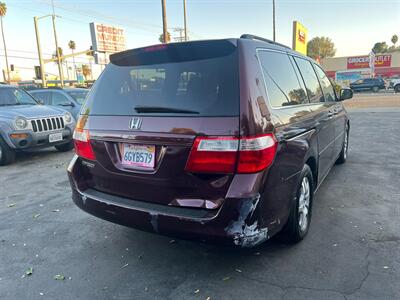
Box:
[68, 35, 353, 247]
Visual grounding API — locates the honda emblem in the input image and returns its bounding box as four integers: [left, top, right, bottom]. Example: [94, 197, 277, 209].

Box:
[129, 117, 142, 130]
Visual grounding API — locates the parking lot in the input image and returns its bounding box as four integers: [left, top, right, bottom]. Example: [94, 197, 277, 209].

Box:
[1, 99, 400, 299]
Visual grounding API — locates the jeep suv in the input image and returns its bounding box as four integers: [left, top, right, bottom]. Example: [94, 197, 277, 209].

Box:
[67, 35, 353, 247]
[0, 85, 75, 165]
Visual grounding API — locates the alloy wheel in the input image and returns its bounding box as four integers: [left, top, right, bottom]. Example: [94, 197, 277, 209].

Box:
[298, 177, 310, 232]
[343, 128, 349, 160]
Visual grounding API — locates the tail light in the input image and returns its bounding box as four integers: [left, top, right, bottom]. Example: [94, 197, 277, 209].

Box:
[185, 134, 277, 174]
[73, 116, 95, 160]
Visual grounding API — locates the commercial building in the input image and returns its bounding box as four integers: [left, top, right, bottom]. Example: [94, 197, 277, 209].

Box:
[321, 52, 400, 86]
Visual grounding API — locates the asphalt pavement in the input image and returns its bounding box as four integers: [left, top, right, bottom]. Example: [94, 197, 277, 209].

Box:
[0, 107, 399, 300]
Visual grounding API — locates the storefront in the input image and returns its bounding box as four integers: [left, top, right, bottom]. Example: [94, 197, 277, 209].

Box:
[321, 52, 400, 86]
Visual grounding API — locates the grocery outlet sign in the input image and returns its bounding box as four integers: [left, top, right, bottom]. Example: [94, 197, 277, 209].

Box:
[347, 54, 391, 69]
[90, 22, 126, 53]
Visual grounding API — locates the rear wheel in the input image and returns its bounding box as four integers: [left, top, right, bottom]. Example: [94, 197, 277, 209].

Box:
[55, 141, 74, 152]
[0, 136, 16, 166]
[283, 164, 314, 243]
[395, 85, 400, 93]
[336, 123, 349, 164]
[372, 86, 379, 93]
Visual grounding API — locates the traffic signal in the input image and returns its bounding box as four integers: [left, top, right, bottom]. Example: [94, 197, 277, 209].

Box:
[10, 64, 14, 71]
[34, 66, 42, 79]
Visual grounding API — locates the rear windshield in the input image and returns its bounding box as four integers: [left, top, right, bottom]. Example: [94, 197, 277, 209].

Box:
[81, 40, 239, 117]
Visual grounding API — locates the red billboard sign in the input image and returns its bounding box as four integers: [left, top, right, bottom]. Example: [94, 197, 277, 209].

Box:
[347, 54, 391, 69]
[90, 22, 126, 53]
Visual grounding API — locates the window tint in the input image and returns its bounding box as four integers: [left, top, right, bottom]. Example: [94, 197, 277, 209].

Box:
[294, 57, 324, 103]
[52, 92, 70, 106]
[314, 64, 336, 102]
[83, 48, 239, 116]
[258, 51, 308, 107]
[31, 91, 51, 104]
[0, 88, 37, 106]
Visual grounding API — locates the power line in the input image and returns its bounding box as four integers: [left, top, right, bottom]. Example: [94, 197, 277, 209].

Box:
[33, 0, 203, 37]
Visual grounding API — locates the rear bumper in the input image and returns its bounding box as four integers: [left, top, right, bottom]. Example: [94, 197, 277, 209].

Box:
[67, 155, 270, 247]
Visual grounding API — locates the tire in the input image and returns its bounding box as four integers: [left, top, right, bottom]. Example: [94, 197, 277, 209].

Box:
[372, 86, 379, 93]
[395, 85, 400, 93]
[282, 164, 314, 243]
[55, 141, 74, 152]
[0, 136, 16, 166]
[336, 123, 349, 165]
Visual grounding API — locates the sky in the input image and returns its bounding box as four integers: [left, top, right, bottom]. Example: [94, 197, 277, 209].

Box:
[2, 0, 400, 80]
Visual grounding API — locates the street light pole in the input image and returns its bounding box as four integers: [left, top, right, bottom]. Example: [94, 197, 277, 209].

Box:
[183, 0, 188, 41]
[272, 0, 276, 41]
[161, 0, 168, 43]
[33, 16, 46, 87]
[51, 0, 64, 86]
[0, 16, 10, 83]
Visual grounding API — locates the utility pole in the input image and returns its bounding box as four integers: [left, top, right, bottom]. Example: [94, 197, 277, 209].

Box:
[51, 0, 64, 86]
[0, 16, 10, 83]
[33, 16, 46, 87]
[161, 0, 168, 43]
[272, 0, 276, 41]
[183, 0, 188, 41]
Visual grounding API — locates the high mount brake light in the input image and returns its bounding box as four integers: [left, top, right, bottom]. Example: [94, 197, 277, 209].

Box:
[185, 134, 277, 174]
[73, 116, 95, 160]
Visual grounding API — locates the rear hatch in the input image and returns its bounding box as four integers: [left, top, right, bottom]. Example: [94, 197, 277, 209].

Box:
[78, 40, 240, 209]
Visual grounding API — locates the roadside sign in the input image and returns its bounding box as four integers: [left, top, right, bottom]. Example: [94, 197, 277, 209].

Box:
[90, 22, 126, 53]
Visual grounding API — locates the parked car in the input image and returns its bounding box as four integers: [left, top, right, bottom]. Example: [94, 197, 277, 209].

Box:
[28, 88, 89, 119]
[0, 85, 75, 165]
[389, 78, 400, 92]
[67, 35, 353, 247]
[349, 78, 385, 92]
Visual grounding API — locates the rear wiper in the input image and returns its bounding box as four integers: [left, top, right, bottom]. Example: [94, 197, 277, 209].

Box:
[134, 106, 199, 114]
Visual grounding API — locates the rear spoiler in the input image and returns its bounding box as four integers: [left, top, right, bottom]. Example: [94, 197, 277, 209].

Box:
[110, 39, 237, 66]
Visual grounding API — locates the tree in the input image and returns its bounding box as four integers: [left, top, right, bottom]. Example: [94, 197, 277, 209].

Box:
[159, 31, 171, 43]
[53, 47, 64, 62]
[86, 46, 94, 80]
[307, 37, 336, 60]
[0, 2, 10, 82]
[82, 64, 91, 80]
[68, 40, 77, 80]
[391, 35, 398, 46]
[372, 42, 388, 53]
[52, 47, 65, 80]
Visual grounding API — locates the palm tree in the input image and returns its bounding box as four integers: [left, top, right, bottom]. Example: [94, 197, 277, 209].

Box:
[391, 35, 398, 47]
[0, 2, 10, 83]
[68, 40, 77, 80]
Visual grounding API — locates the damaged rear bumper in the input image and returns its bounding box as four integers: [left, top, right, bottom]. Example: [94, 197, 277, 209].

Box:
[68, 156, 271, 248]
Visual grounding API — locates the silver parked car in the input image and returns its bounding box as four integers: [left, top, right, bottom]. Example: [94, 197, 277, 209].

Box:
[0, 85, 75, 165]
[29, 88, 89, 119]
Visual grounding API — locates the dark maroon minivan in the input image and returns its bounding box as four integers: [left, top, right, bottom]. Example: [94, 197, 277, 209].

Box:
[68, 35, 353, 247]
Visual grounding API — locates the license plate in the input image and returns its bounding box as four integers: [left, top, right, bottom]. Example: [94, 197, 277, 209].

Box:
[121, 144, 155, 169]
[49, 132, 63, 143]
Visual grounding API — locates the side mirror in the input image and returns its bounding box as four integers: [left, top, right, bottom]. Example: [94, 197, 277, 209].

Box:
[339, 88, 353, 101]
[59, 101, 75, 107]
